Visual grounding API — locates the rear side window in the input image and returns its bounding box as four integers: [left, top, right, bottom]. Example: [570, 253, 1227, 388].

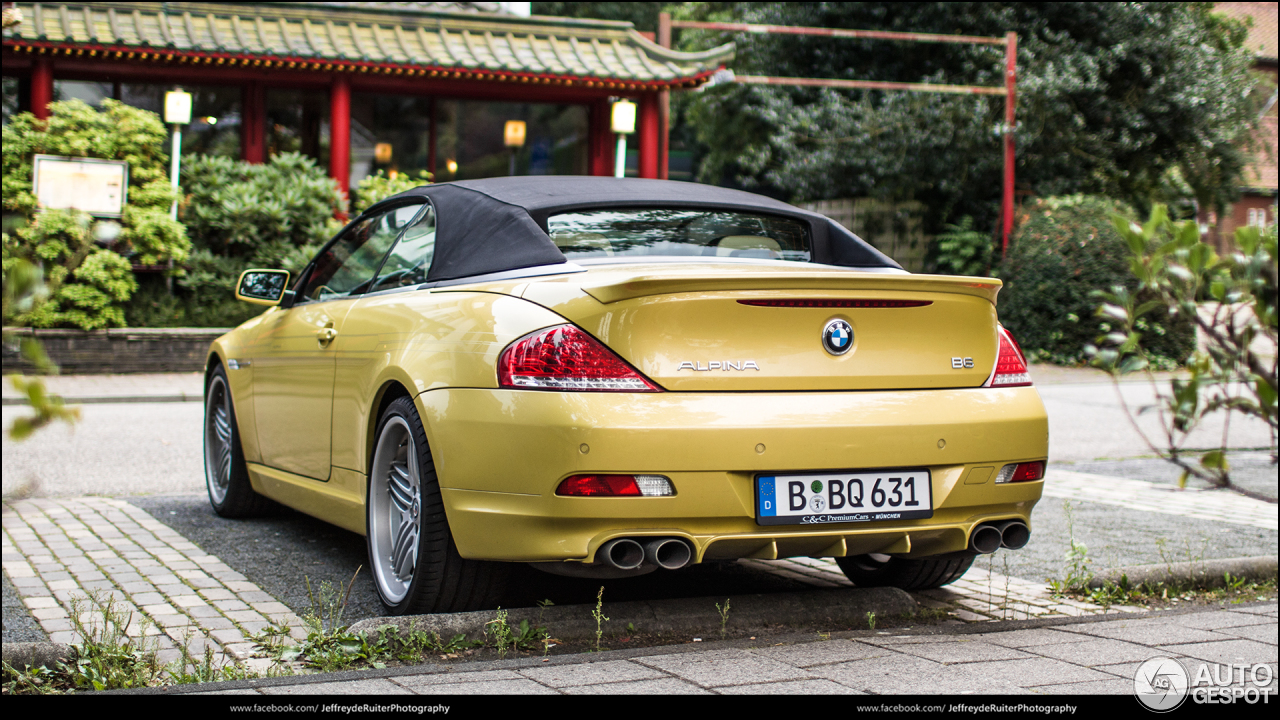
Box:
[300, 203, 426, 302]
[368, 202, 437, 292]
[548, 209, 811, 262]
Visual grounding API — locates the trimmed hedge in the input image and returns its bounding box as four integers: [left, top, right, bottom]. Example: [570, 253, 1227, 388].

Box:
[998, 195, 1196, 366]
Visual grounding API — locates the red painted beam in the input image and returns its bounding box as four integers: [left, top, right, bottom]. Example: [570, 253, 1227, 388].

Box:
[734, 75, 1004, 96]
[670, 20, 1005, 46]
[30, 56, 53, 120]
[329, 75, 351, 202]
[639, 93, 660, 179]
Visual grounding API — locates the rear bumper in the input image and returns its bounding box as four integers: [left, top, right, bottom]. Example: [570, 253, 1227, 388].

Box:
[419, 387, 1048, 563]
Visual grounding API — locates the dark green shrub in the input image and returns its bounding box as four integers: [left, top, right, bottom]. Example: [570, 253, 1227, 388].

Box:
[998, 195, 1196, 366]
[136, 152, 346, 327]
[933, 216, 992, 277]
[2, 100, 187, 329]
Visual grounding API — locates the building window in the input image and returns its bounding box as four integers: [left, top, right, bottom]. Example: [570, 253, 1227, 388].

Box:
[433, 100, 587, 182]
[50, 81, 241, 157]
[265, 89, 329, 167]
[1247, 207, 1271, 228]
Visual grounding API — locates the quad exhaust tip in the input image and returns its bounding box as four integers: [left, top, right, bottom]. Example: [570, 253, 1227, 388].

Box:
[970, 521, 1032, 554]
[598, 538, 645, 570]
[644, 538, 693, 570]
[598, 537, 693, 571]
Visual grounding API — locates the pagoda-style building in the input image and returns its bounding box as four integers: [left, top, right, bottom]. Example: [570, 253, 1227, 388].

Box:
[2, 2, 733, 195]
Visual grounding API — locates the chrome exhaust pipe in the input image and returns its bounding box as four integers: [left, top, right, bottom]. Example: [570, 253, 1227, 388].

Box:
[644, 538, 692, 570]
[598, 538, 645, 570]
[996, 520, 1030, 550]
[969, 523, 1003, 554]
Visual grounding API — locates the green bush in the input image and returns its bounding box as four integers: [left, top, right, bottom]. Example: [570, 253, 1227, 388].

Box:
[998, 195, 1196, 366]
[141, 152, 346, 327]
[2, 99, 188, 329]
[351, 170, 431, 215]
[933, 216, 992, 277]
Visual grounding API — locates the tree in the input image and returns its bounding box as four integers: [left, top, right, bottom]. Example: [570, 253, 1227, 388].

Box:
[672, 3, 1264, 233]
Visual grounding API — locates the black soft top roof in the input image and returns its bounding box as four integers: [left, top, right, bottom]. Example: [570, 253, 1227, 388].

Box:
[371, 177, 899, 283]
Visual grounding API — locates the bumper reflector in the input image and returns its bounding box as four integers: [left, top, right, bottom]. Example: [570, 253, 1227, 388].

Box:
[557, 474, 675, 497]
[995, 461, 1045, 484]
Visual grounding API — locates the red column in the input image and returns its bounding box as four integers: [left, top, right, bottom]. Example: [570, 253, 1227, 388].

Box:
[638, 93, 659, 179]
[31, 56, 53, 120]
[241, 82, 266, 163]
[588, 99, 612, 176]
[329, 74, 351, 200]
[427, 97, 437, 180]
[1000, 31, 1017, 256]
[658, 12, 672, 180]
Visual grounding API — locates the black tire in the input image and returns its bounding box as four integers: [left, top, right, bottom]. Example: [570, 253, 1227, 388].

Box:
[367, 396, 508, 615]
[835, 552, 975, 591]
[204, 365, 275, 517]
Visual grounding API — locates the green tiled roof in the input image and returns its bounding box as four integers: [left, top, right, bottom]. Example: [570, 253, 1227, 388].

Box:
[3, 1, 734, 87]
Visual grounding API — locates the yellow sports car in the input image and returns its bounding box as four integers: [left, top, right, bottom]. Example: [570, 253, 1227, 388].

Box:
[205, 177, 1048, 615]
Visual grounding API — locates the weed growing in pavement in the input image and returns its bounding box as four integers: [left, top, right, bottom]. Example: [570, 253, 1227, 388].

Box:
[715, 598, 731, 639]
[865, 611, 876, 631]
[590, 586, 609, 652]
[303, 565, 362, 635]
[1048, 501, 1093, 596]
[486, 608, 514, 659]
[3, 591, 272, 695]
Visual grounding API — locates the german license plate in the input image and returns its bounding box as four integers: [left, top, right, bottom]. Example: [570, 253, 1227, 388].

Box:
[755, 469, 934, 526]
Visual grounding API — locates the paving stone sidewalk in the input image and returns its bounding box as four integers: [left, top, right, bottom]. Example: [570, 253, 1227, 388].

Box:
[2, 497, 307, 671]
[1043, 470, 1278, 531]
[174, 601, 1278, 696]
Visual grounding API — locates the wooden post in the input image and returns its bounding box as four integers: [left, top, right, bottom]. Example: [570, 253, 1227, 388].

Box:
[241, 82, 266, 163]
[30, 55, 53, 120]
[427, 97, 437, 180]
[658, 12, 672, 180]
[329, 74, 351, 200]
[588, 98, 612, 176]
[638, 93, 659, 179]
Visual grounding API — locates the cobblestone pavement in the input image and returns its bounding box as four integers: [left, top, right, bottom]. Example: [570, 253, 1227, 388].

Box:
[1043, 470, 1278, 531]
[1, 498, 306, 671]
[4, 493, 1184, 673]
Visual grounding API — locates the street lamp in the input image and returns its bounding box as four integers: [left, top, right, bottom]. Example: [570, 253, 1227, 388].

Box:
[163, 88, 192, 222]
[504, 120, 526, 176]
[611, 99, 636, 178]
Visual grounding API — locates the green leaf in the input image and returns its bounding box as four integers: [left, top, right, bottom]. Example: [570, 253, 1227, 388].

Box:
[1200, 450, 1227, 471]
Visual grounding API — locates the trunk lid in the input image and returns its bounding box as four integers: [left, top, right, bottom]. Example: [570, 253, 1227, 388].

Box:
[517, 264, 1002, 392]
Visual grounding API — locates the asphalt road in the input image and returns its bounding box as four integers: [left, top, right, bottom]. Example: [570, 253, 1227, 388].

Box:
[3, 379, 1276, 641]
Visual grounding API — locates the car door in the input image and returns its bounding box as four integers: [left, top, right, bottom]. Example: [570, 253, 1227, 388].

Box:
[251, 201, 427, 480]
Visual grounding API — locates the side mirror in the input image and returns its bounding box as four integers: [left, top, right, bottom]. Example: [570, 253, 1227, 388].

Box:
[235, 269, 291, 306]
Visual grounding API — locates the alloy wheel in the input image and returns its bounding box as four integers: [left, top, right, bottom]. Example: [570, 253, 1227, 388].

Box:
[204, 374, 233, 504]
[369, 416, 422, 605]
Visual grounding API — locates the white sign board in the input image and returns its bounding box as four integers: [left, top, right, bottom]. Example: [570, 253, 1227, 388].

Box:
[32, 155, 129, 217]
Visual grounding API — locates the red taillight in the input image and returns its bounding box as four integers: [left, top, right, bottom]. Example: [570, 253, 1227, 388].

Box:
[738, 299, 932, 308]
[995, 461, 1045, 483]
[984, 326, 1032, 387]
[498, 324, 661, 392]
[556, 474, 675, 496]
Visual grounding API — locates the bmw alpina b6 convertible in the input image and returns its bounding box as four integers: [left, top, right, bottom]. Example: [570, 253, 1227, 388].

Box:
[204, 177, 1048, 614]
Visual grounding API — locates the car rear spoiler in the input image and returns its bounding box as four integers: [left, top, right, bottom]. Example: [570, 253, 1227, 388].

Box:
[579, 270, 1003, 305]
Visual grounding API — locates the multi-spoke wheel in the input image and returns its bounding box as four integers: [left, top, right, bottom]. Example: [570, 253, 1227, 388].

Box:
[835, 552, 975, 591]
[203, 365, 273, 517]
[367, 396, 508, 614]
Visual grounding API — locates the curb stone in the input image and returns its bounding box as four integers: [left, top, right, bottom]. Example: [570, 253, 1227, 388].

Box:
[1087, 555, 1278, 590]
[2, 641, 72, 672]
[347, 586, 918, 643]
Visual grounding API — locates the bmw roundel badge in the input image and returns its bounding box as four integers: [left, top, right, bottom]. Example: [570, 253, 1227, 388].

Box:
[822, 319, 854, 356]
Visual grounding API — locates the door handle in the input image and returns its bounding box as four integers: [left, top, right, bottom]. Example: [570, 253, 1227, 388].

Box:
[317, 327, 338, 346]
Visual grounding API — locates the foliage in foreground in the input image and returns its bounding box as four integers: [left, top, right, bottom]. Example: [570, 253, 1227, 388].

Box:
[1089, 208, 1277, 496]
[2, 258, 78, 439]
